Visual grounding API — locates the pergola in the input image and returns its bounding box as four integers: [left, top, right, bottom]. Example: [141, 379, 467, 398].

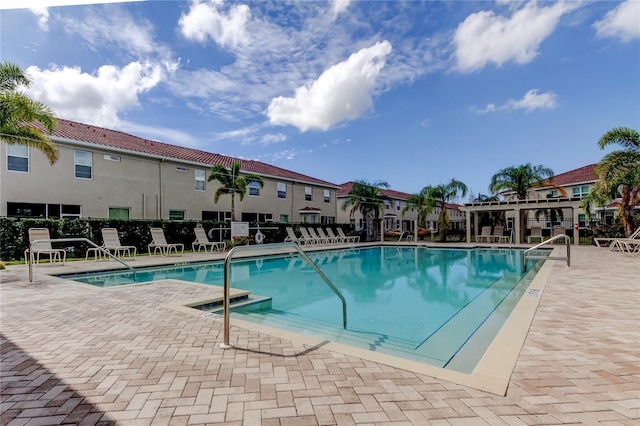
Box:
[459, 197, 585, 245]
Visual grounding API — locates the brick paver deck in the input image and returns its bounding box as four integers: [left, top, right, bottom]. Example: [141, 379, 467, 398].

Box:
[1, 245, 638, 425]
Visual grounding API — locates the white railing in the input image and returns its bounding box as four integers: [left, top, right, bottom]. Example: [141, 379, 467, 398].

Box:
[523, 234, 571, 272]
[28, 238, 136, 282]
[219, 242, 347, 349]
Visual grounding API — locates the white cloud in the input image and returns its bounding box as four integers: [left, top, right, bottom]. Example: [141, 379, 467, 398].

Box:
[330, 0, 352, 20]
[453, 1, 579, 73]
[593, 0, 640, 42]
[28, 7, 49, 29]
[26, 62, 164, 128]
[179, 0, 251, 49]
[267, 40, 392, 132]
[260, 133, 287, 145]
[472, 89, 558, 114]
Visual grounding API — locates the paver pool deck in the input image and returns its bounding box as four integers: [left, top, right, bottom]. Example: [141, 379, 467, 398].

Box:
[1, 244, 638, 425]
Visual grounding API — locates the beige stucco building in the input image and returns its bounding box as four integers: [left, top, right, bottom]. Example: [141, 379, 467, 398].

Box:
[1, 119, 339, 224]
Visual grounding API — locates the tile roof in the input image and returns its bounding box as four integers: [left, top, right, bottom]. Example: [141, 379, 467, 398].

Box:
[47, 118, 339, 187]
[542, 164, 597, 187]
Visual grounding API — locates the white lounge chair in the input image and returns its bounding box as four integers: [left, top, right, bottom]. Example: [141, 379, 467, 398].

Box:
[608, 229, 640, 253]
[476, 226, 492, 243]
[337, 227, 359, 243]
[326, 228, 346, 244]
[594, 227, 640, 248]
[148, 228, 184, 256]
[490, 225, 510, 243]
[317, 228, 338, 244]
[100, 228, 136, 259]
[527, 227, 544, 244]
[24, 228, 66, 265]
[192, 227, 226, 253]
[299, 227, 320, 245]
[308, 227, 330, 245]
[552, 225, 566, 243]
[284, 227, 306, 245]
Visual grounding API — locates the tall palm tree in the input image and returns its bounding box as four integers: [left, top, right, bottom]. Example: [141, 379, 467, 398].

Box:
[342, 180, 390, 241]
[0, 61, 58, 163]
[489, 163, 560, 241]
[419, 179, 468, 242]
[583, 127, 640, 237]
[207, 161, 263, 221]
[471, 193, 504, 228]
[402, 192, 430, 229]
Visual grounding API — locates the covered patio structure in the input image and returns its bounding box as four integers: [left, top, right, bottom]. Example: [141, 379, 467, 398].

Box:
[460, 197, 585, 245]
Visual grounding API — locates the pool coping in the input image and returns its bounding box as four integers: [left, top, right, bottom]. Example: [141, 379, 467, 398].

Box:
[155, 245, 556, 396]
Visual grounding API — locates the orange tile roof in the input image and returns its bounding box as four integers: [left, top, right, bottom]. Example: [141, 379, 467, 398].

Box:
[542, 164, 597, 187]
[48, 118, 339, 187]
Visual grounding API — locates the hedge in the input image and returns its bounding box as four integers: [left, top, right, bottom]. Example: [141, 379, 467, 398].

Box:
[0, 218, 357, 262]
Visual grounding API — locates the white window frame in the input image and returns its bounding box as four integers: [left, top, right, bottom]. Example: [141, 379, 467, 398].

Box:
[323, 189, 330, 203]
[305, 186, 312, 201]
[195, 169, 206, 191]
[6, 144, 29, 172]
[249, 181, 260, 196]
[277, 182, 287, 199]
[74, 150, 93, 179]
[573, 186, 589, 198]
[396, 200, 401, 211]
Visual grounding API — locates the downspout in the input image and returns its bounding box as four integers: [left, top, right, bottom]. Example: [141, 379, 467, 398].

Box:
[158, 159, 164, 219]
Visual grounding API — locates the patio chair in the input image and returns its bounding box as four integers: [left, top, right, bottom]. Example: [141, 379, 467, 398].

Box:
[594, 227, 640, 248]
[326, 228, 346, 244]
[284, 227, 306, 245]
[99, 228, 136, 259]
[490, 225, 510, 243]
[148, 228, 184, 256]
[608, 230, 640, 253]
[337, 227, 359, 243]
[24, 228, 66, 265]
[192, 227, 226, 253]
[552, 225, 566, 243]
[300, 227, 320, 245]
[527, 227, 544, 244]
[476, 226, 492, 243]
[309, 227, 331, 245]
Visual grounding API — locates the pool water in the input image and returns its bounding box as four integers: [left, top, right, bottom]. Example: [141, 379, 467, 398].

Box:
[67, 246, 546, 373]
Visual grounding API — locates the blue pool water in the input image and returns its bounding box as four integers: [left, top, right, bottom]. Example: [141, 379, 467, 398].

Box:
[66, 246, 546, 372]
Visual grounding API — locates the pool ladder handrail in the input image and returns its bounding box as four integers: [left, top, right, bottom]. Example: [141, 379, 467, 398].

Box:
[220, 242, 347, 349]
[28, 238, 137, 282]
[523, 234, 571, 272]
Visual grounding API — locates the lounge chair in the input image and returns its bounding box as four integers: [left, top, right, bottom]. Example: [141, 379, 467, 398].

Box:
[300, 227, 320, 245]
[318, 228, 338, 244]
[100, 228, 136, 259]
[594, 227, 640, 248]
[284, 227, 306, 245]
[490, 225, 510, 243]
[309, 227, 331, 245]
[326, 228, 346, 244]
[552, 225, 566, 243]
[527, 227, 544, 244]
[608, 230, 640, 253]
[476, 226, 492, 243]
[337, 227, 359, 243]
[24, 228, 66, 265]
[148, 228, 184, 256]
[192, 227, 226, 253]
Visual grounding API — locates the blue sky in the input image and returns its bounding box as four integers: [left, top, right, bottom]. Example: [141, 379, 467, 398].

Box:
[2, 0, 639, 200]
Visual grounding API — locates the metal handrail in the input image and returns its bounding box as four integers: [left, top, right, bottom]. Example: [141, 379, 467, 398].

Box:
[220, 242, 347, 349]
[28, 238, 136, 282]
[523, 234, 571, 272]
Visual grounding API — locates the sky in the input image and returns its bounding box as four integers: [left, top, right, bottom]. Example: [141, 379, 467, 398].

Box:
[1, 0, 639, 201]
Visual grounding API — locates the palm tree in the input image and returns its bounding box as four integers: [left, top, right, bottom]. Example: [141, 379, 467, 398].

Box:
[583, 127, 640, 237]
[418, 179, 468, 242]
[207, 161, 263, 221]
[342, 180, 390, 241]
[471, 193, 504, 228]
[489, 163, 560, 242]
[403, 192, 430, 229]
[0, 61, 58, 163]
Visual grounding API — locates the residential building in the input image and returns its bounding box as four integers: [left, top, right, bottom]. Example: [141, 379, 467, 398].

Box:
[336, 182, 465, 235]
[1, 119, 339, 224]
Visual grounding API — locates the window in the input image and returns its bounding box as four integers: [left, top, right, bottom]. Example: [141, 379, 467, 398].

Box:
[169, 210, 185, 221]
[6, 202, 81, 218]
[202, 211, 230, 221]
[385, 200, 390, 209]
[195, 169, 205, 191]
[61, 204, 81, 218]
[573, 186, 589, 198]
[305, 186, 312, 201]
[176, 166, 188, 172]
[547, 190, 558, 198]
[396, 201, 401, 211]
[321, 216, 335, 224]
[103, 154, 120, 162]
[323, 189, 330, 203]
[279, 214, 289, 223]
[74, 150, 92, 179]
[249, 181, 260, 196]
[7, 144, 29, 172]
[277, 182, 287, 199]
[109, 207, 130, 219]
[578, 213, 597, 228]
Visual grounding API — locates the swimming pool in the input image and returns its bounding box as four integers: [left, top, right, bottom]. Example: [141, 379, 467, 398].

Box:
[66, 246, 546, 373]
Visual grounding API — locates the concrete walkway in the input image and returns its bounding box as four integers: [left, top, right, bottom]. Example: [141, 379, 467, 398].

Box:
[1, 245, 638, 425]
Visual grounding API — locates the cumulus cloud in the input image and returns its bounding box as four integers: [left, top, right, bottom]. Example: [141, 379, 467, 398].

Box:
[472, 89, 558, 114]
[454, 1, 579, 73]
[593, 0, 640, 42]
[330, 0, 352, 20]
[179, 0, 251, 49]
[28, 7, 49, 30]
[267, 40, 392, 132]
[26, 62, 164, 128]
